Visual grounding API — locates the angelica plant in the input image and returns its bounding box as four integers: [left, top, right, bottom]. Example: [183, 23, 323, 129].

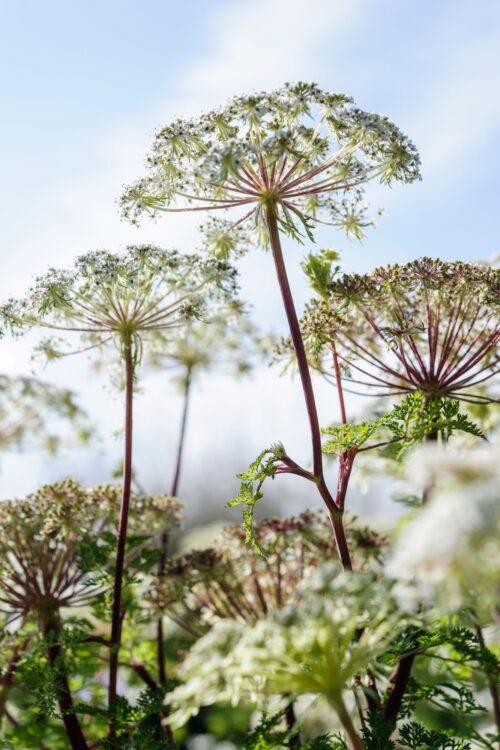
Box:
[0, 245, 236, 746]
[0, 480, 182, 748]
[122, 82, 421, 571]
[272, 254, 497, 527]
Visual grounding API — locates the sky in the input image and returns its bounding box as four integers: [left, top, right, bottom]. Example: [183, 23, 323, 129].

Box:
[0, 0, 499, 526]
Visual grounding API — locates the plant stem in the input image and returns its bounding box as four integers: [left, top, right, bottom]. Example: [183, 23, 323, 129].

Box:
[384, 424, 440, 726]
[331, 343, 347, 425]
[285, 699, 301, 747]
[336, 697, 365, 750]
[265, 204, 352, 572]
[42, 609, 89, 750]
[155, 367, 192, 746]
[475, 624, 500, 736]
[108, 341, 134, 740]
[383, 652, 416, 723]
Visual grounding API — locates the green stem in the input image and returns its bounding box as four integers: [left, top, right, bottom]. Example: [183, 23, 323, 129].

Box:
[336, 697, 365, 750]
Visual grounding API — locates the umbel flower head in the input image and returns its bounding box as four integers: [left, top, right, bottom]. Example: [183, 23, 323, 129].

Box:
[121, 82, 420, 242]
[298, 258, 499, 404]
[148, 511, 384, 637]
[0, 374, 90, 454]
[0, 245, 238, 366]
[166, 566, 404, 729]
[0, 479, 182, 626]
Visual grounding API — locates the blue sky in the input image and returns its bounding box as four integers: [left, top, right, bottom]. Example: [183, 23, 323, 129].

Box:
[0, 0, 499, 520]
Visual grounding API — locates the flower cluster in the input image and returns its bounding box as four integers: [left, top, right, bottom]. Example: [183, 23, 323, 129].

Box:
[0, 479, 182, 625]
[148, 511, 384, 636]
[121, 82, 420, 241]
[0, 245, 239, 366]
[166, 566, 404, 729]
[296, 258, 499, 404]
[388, 442, 500, 620]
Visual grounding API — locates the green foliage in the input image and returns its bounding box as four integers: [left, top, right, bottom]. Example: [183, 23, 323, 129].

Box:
[242, 710, 291, 749]
[302, 249, 341, 300]
[397, 722, 471, 750]
[227, 442, 287, 555]
[322, 391, 483, 458]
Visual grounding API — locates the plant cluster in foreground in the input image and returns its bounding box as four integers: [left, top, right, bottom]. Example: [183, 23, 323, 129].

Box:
[0, 82, 497, 750]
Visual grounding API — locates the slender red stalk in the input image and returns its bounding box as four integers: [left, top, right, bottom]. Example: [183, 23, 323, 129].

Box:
[155, 366, 192, 746]
[331, 343, 347, 425]
[265, 203, 352, 572]
[43, 609, 89, 750]
[108, 341, 134, 741]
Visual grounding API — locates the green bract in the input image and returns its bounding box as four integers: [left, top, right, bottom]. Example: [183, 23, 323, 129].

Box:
[0, 245, 238, 366]
[121, 82, 420, 242]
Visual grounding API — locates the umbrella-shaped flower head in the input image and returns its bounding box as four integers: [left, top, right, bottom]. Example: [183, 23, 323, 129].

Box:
[0, 245, 238, 365]
[0, 480, 182, 626]
[121, 82, 420, 242]
[299, 258, 499, 404]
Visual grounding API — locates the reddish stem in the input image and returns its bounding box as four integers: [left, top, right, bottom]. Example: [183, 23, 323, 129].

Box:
[43, 609, 89, 750]
[265, 203, 352, 572]
[156, 366, 192, 745]
[108, 342, 134, 740]
[331, 342, 347, 425]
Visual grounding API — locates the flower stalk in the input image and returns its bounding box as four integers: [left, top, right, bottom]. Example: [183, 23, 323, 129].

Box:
[108, 338, 134, 734]
[266, 203, 353, 571]
[42, 607, 89, 750]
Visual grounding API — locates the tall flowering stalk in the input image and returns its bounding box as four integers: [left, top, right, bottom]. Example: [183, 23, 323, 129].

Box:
[0, 245, 236, 744]
[121, 82, 421, 570]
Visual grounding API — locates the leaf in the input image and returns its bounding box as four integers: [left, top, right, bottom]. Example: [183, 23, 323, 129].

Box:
[228, 443, 287, 556]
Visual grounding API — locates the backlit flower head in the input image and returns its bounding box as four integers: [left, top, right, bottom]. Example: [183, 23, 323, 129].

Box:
[148, 299, 269, 383]
[121, 82, 420, 242]
[0, 245, 238, 367]
[166, 566, 404, 728]
[298, 258, 499, 404]
[0, 480, 182, 626]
